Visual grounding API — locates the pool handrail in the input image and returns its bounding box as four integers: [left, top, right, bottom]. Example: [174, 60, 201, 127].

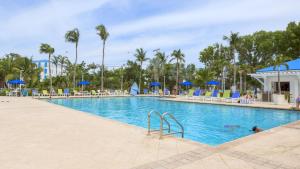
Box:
[162, 112, 184, 138]
[147, 110, 171, 138]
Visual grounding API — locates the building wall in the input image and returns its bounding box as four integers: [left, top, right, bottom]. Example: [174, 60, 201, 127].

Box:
[33, 60, 64, 81]
[264, 75, 300, 102]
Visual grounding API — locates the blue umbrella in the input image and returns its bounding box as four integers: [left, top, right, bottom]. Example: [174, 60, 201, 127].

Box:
[8, 79, 25, 84]
[180, 81, 192, 86]
[77, 81, 90, 86]
[206, 81, 220, 85]
[150, 82, 161, 87]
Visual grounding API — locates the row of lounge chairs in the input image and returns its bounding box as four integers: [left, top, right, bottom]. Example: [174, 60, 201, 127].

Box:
[4, 88, 129, 97]
[143, 88, 171, 95]
[34, 89, 129, 97]
[183, 89, 255, 104]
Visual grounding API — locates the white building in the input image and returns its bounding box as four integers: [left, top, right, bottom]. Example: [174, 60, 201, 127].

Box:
[250, 58, 300, 103]
[33, 59, 64, 81]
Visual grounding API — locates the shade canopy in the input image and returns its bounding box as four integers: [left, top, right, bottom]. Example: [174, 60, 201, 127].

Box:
[206, 81, 220, 85]
[150, 82, 161, 87]
[8, 79, 25, 84]
[77, 81, 90, 85]
[180, 81, 192, 86]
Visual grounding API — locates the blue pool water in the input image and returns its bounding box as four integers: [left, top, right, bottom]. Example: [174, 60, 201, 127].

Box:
[48, 97, 300, 145]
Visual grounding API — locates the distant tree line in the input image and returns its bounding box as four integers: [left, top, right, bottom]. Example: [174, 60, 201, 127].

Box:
[0, 21, 299, 93]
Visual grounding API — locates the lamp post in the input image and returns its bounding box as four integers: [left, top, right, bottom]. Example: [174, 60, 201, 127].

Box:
[19, 70, 24, 96]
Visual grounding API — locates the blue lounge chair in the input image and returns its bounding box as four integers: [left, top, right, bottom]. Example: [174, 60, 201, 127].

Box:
[21, 89, 28, 96]
[226, 91, 240, 103]
[164, 88, 170, 95]
[205, 90, 219, 101]
[193, 89, 201, 96]
[64, 88, 70, 96]
[32, 89, 40, 97]
[143, 89, 148, 94]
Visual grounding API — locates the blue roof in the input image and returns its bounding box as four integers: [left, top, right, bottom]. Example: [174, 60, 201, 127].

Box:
[257, 58, 300, 72]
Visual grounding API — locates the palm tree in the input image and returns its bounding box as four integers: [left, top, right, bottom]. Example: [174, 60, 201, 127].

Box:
[39, 43, 55, 98]
[96, 24, 109, 91]
[156, 51, 168, 92]
[58, 55, 67, 76]
[273, 55, 289, 95]
[170, 49, 185, 95]
[65, 28, 80, 88]
[51, 55, 59, 76]
[134, 48, 148, 94]
[223, 32, 240, 91]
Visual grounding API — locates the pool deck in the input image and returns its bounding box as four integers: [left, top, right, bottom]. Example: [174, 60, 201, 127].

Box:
[0, 96, 299, 169]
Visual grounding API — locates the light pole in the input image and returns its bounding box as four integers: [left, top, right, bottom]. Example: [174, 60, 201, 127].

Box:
[19, 70, 24, 96]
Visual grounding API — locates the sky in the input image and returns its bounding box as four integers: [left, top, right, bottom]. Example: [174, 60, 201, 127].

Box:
[0, 0, 299, 68]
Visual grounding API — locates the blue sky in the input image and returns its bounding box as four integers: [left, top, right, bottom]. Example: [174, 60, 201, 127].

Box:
[0, 0, 299, 68]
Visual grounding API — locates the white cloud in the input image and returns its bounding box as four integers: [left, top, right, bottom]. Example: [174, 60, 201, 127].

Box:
[0, 0, 299, 68]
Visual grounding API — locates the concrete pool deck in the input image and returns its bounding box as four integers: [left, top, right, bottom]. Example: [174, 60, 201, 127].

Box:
[0, 96, 299, 169]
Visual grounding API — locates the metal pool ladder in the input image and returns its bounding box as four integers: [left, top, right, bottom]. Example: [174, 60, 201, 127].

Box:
[147, 110, 184, 139]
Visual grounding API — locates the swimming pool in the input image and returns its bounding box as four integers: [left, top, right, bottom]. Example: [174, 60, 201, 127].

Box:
[48, 97, 300, 145]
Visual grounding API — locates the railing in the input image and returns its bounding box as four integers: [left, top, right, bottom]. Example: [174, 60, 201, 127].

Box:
[162, 112, 184, 138]
[147, 110, 170, 138]
[147, 110, 184, 139]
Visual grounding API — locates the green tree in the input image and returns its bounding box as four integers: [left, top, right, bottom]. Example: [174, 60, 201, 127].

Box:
[65, 28, 80, 89]
[58, 55, 67, 76]
[223, 32, 240, 90]
[170, 49, 185, 94]
[155, 51, 168, 91]
[134, 48, 148, 93]
[39, 43, 55, 97]
[96, 24, 109, 91]
[51, 55, 59, 76]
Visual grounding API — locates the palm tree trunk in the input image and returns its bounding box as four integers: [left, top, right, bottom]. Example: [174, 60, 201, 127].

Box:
[239, 72, 242, 92]
[139, 62, 142, 94]
[176, 60, 179, 95]
[244, 74, 247, 94]
[278, 67, 281, 95]
[101, 41, 105, 91]
[73, 44, 78, 89]
[55, 66, 58, 76]
[61, 64, 63, 76]
[49, 54, 52, 99]
[233, 54, 236, 91]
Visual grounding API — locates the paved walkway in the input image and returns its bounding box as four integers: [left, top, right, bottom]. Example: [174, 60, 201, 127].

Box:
[0, 97, 299, 169]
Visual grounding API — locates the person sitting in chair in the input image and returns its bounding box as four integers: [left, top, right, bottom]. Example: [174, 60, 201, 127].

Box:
[296, 96, 300, 109]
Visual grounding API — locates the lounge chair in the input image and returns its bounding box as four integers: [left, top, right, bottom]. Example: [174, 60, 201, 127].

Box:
[191, 89, 202, 100]
[205, 90, 219, 101]
[5, 90, 13, 96]
[32, 89, 40, 97]
[73, 89, 80, 96]
[57, 89, 64, 96]
[42, 90, 49, 96]
[201, 91, 212, 101]
[216, 90, 231, 102]
[228, 91, 240, 103]
[21, 89, 28, 96]
[159, 89, 163, 95]
[64, 88, 70, 96]
[143, 89, 148, 94]
[188, 89, 195, 97]
[91, 90, 100, 96]
[164, 88, 170, 96]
